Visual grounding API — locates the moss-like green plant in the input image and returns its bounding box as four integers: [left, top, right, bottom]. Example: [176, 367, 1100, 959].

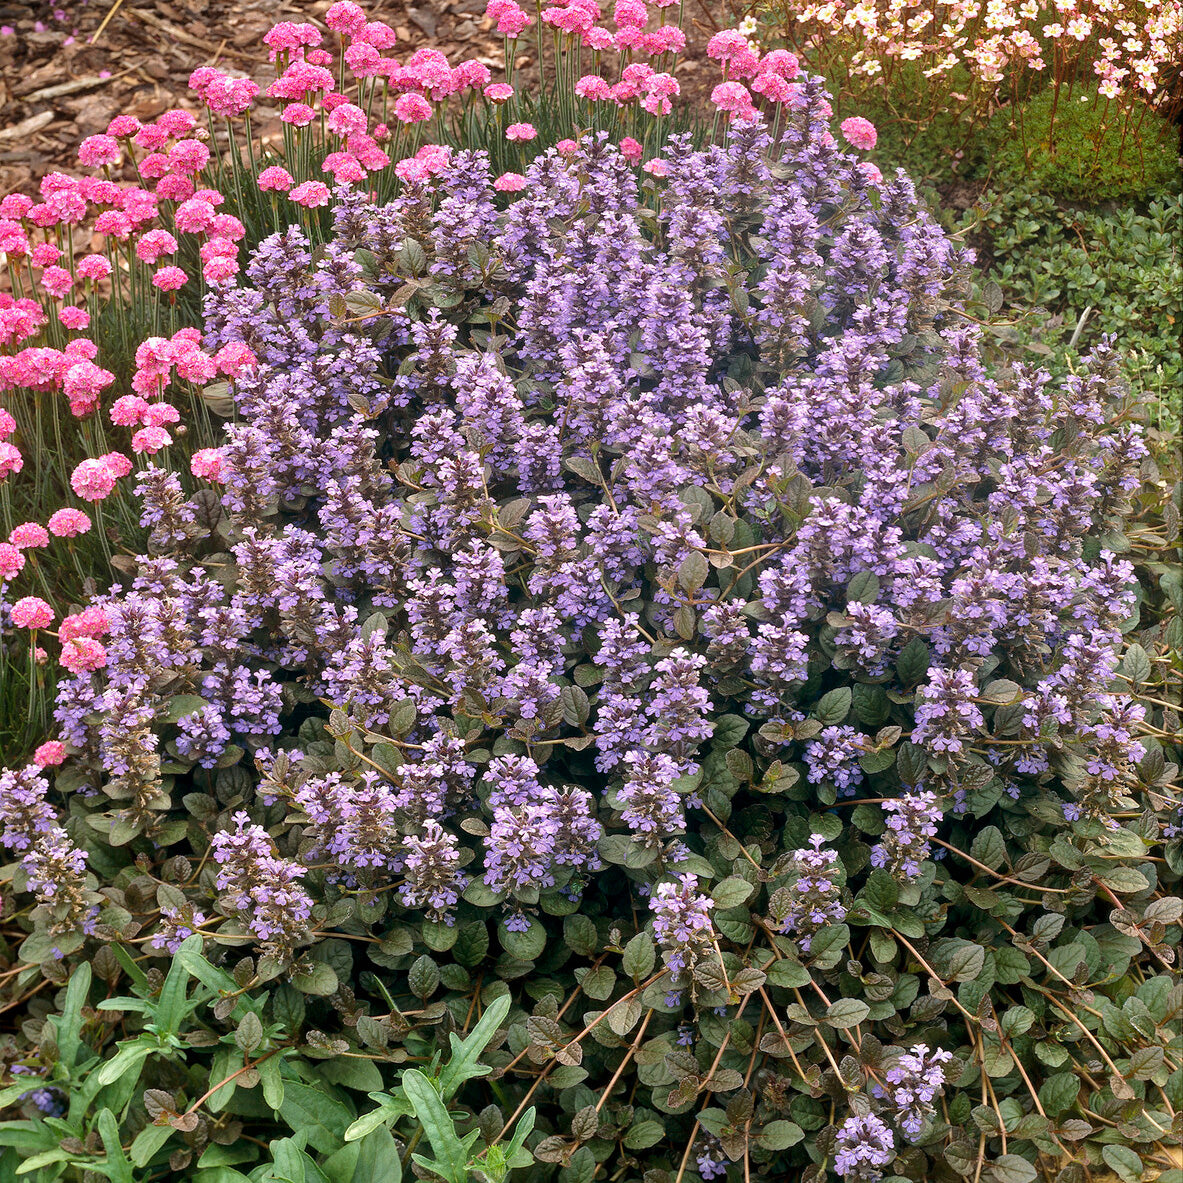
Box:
[988, 86, 1180, 204]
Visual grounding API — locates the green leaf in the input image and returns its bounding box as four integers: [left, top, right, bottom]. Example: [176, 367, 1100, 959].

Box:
[711, 876, 754, 909]
[320, 1058, 384, 1093]
[895, 637, 930, 685]
[623, 1120, 665, 1150]
[825, 998, 870, 1028]
[1037, 1072, 1080, 1116]
[325, 1127, 401, 1183]
[999, 1006, 1034, 1037]
[96, 1109, 134, 1183]
[1101, 1145, 1143, 1183]
[712, 714, 750, 749]
[499, 917, 545, 961]
[259, 1053, 286, 1110]
[1096, 867, 1150, 894]
[404, 1069, 480, 1183]
[408, 955, 440, 1000]
[343, 1098, 409, 1144]
[278, 1082, 353, 1154]
[53, 962, 92, 1073]
[177, 945, 263, 1020]
[579, 964, 616, 1000]
[235, 1011, 264, 1055]
[969, 827, 1007, 871]
[1121, 642, 1152, 686]
[267, 1137, 308, 1183]
[622, 932, 656, 980]
[986, 1155, 1038, 1183]
[563, 915, 598, 957]
[979, 679, 1022, 704]
[765, 959, 811, 989]
[944, 942, 986, 982]
[758, 1120, 804, 1150]
[157, 934, 200, 1035]
[94, 1038, 154, 1088]
[453, 922, 489, 967]
[678, 551, 709, 593]
[437, 992, 511, 1101]
[846, 571, 880, 604]
[862, 868, 899, 912]
[813, 687, 852, 725]
[129, 1123, 175, 1168]
[290, 962, 338, 996]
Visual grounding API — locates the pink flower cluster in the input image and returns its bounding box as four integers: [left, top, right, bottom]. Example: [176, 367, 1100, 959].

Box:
[706, 36, 806, 120]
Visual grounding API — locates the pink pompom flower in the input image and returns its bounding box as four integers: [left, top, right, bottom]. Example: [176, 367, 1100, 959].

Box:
[11, 597, 54, 629]
[101, 452, 133, 479]
[60, 636, 107, 673]
[47, 508, 91, 537]
[10, 522, 49, 549]
[281, 102, 318, 127]
[33, 740, 67, 768]
[619, 137, 643, 163]
[484, 83, 514, 102]
[110, 395, 149, 426]
[190, 448, 224, 481]
[59, 306, 90, 331]
[60, 606, 109, 642]
[258, 166, 295, 193]
[575, 75, 612, 101]
[393, 93, 432, 123]
[505, 122, 537, 142]
[131, 426, 172, 454]
[40, 266, 75, 299]
[78, 134, 121, 168]
[494, 172, 527, 192]
[290, 181, 331, 208]
[0, 543, 25, 581]
[152, 266, 188, 292]
[840, 116, 878, 150]
[326, 1, 367, 35]
[135, 229, 178, 264]
[70, 458, 117, 501]
[711, 81, 756, 119]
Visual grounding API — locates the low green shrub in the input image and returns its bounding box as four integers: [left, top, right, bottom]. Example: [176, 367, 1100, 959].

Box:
[962, 187, 1183, 431]
[986, 87, 1180, 204]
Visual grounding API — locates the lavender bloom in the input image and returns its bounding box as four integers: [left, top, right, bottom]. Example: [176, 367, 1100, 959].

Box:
[804, 726, 867, 796]
[911, 668, 985, 756]
[618, 751, 686, 845]
[696, 1135, 730, 1180]
[833, 1113, 895, 1180]
[882, 1045, 953, 1138]
[37, 100, 1154, 1029]
[401, 822, 467, 924]
[871, 792, 943, 881]
[650, 874, 716, 983]
[0, 766, 57, 853]
[21, 827, 98, 938]
[775, 835, 847, 951]
[212, 812, 313, 960]
[149, 904, 208, 954]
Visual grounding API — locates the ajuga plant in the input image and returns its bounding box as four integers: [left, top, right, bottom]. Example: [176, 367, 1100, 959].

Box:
[0, 1, 813, 764]
[1, 78, 1181, 1183]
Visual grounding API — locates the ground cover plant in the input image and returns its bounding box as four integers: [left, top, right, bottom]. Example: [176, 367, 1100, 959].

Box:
[1, 4, 1182, 1183]
[0, 0, 744, 762]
